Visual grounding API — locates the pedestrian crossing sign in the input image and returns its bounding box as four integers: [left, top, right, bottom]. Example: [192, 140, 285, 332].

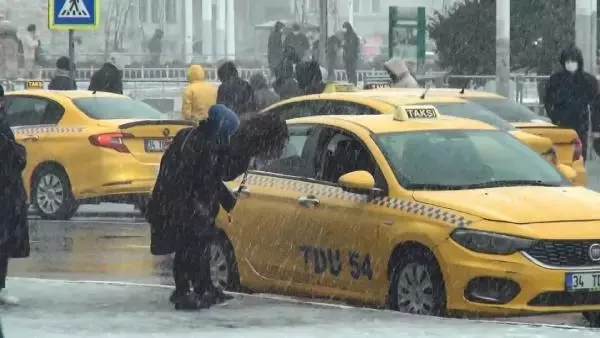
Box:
[48, 0, 99, 30]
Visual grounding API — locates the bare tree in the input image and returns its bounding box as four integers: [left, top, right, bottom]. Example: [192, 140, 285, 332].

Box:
[103, 0, 133, 58]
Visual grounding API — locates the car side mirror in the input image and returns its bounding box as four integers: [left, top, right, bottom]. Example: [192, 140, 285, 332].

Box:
[338, 170, 376, 194]
[557, 164, 577, 182]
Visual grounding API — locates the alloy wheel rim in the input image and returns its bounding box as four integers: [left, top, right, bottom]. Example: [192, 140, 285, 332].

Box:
[36, 173, 64, 215]
[396, 262, 435, 315]
[209, 242, 229, 291]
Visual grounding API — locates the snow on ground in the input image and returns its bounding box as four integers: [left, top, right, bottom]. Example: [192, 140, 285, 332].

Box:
[1, 278, 599, 338]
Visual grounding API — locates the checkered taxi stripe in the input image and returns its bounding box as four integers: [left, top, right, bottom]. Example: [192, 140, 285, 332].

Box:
[11, 125, 85, 134]
[243, 174, 473, 227]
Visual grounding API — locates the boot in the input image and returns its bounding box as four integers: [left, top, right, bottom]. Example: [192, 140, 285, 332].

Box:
[174, 291, 204, 311]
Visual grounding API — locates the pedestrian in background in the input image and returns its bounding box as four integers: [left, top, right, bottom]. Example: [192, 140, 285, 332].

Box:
[384, 58, 419, 88]
[216, 61, 257, 116]
[250, 72, 280, 111]
[0, 84, 30, 306]
[88, 54, 123, 94]
[0, 21, 19, 88]
[181, 64, 217, 122]
[342, 22, 360, 85]
[268, 21, 285, 78]
[273, 53, 300, 100]
[544, 44, 599, 160]
[326, 35, 342, 82]
[48, 56, 77, 90]
[148, 29, 164, 67]
[296, 60, 326, 95]
[21, 24, 40, 79]
[147, 104, 239, 310]
[284, 23, 310, 62]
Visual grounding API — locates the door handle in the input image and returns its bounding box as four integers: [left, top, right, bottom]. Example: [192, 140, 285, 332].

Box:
[298, 195, 320, 207]
[22, 135, 39, 142]
[234, 186, 250, 197]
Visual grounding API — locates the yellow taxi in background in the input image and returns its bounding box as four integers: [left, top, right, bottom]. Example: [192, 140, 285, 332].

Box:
[368, 88, 586, 186]
[210, 106, 600, 325]
[261, 92, 555, 164]
[4, 90, 193, 220]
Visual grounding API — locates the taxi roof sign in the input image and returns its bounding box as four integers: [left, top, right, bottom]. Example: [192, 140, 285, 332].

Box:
[25, 80, 44, 89]
[394, 105, 439, 121]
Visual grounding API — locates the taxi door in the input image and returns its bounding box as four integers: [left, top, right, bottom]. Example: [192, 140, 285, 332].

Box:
[5, 96, 63, 197]
[291, 128, 384, 300]
[225, 124, 324, 287]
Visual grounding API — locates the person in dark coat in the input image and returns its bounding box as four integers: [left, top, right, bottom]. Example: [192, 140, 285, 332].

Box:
[273, 56, 301, 100]
[342, 22, 360, 85]
[148, 29, 164, 66]
[326, 35, 342, 81]
[48, 56, 77, 90]
[88, 55, 123, 94]
[268, 21, 285, 76]
[284, 23, 310, 62]
[296, 60, 326, 95]
[0, 84, 30, 306]
[249, 73, 280, 110]
[147, 104, 240, 310]
[216, 61, 257, 115]
[544, 44, 599, 160]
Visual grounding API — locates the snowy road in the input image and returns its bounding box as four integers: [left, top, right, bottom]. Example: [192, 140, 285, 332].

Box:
[0, 218, 598, 336]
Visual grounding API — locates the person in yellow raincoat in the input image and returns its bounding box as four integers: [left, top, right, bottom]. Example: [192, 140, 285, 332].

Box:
[181, 64, 217, 122]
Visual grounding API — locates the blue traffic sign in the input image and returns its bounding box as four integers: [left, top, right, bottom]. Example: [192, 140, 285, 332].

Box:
[48, 0, 99, 30]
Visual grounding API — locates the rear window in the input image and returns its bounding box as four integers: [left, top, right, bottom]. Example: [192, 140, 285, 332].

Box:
[468, 97, 548, 123]
[430, 102, 516, 131]
[73, 97, 165, 120]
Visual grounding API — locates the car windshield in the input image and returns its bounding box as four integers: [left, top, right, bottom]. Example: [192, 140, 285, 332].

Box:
[375, 130, 569, 191]
[73, 97, 165, 120]
[468, 97, 550, 123]
[429, 102, 516, 131]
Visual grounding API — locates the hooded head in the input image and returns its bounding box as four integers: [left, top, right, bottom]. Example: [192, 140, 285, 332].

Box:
[154, 29, 164, 39]
[217, 61, 239, 82]
[187, 64, 206, 83]
[207, 104, 240, 141]
[56, 56, 71, 72]
[274, 21, 285, 32]
[249, 73, 269, 90]
[27, 24, 36, 34]
[295, 61, 323, 89]
[560, 44, 584, 73]
[342, 22, 353, 34]
[384, 58, 411, 82]
[292, 23, 301, 35]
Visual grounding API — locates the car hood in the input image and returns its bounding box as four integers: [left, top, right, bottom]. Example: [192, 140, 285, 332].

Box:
[413, 186, 600, 224]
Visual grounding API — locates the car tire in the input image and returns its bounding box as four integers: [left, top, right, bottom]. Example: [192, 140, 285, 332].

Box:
[31, 166, 79, 220]
[388, 247, 447, 316]
[135, 196, 149, 216]
[208, 233, 241, 292]
[583, 311, 600, 327]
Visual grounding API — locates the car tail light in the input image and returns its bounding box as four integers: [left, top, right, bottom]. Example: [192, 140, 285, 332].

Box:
[572, 137, 583, 161]
[542, 147, 558, 165]
[89, 133, 132, 153]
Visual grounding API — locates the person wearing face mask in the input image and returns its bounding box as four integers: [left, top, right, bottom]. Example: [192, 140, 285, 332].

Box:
[544, 44, 599, 160]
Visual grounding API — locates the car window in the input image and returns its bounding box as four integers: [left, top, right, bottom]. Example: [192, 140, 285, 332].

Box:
[375, 130, 568, 190]
[468, 97, 548, 123]
[4, 96, 64, 126]
[253, 124, 321, 178]
[315, 127, 385, 189]
[319, 100, 380, 115]
[72, 97, 165, 120]
[431, 102, 516, 131]
[272, 101, 326, 120]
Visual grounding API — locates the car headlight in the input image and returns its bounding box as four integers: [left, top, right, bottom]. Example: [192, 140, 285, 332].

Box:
[450, 229, 536, 255]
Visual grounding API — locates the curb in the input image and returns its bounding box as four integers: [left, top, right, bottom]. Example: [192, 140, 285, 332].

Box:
[28, 211, 142, 219]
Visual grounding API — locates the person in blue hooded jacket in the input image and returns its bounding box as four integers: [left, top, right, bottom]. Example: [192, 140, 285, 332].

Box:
[147, 104, 240, 310]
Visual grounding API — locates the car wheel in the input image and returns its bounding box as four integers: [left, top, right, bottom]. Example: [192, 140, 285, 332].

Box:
[583, 311, 600, 327]
[209, 234, 240, 292]
[388, 248, 446, 316]
[32, 166, 79, 220]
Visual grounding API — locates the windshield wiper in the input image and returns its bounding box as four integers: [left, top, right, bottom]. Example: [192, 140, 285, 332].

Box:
[462, 180, 562, 189]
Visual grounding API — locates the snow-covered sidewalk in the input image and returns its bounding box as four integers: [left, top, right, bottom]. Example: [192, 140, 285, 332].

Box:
[0, 278, 598, 338]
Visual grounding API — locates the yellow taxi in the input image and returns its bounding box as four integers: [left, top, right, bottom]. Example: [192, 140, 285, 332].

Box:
[4, 90, 193, 220]
[365, 87, 586, 186]
[210, 105, 600, 325]
[261, 91, 555, 164]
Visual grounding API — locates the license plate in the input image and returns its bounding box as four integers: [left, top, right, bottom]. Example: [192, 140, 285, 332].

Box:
[144, 139, 169, 152]
[565, 272, 600, 291]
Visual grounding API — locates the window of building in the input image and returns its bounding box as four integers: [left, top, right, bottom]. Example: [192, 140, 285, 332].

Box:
[165, 0, 177, 23]
[151, 0, 160, 24]
[138, 0, 147, 22]
[371, 0, 381, 13]
[353, 0, 360, 13]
